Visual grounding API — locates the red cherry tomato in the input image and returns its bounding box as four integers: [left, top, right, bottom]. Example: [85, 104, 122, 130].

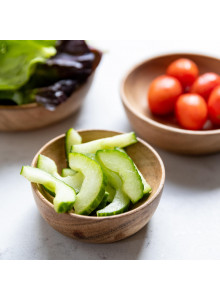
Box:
[175, 93, 208, 130]
[208, 86, 220, 126]
[148, 75, 182, 115]
[190, 72, 220, 100]
[166, 58, 199, 89]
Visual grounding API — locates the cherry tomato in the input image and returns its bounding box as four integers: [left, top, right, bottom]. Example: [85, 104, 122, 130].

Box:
[175, 94, 208, 130]
[190, 72, 220, 100]
[208, 86, 220, 126]
[166, 58, 199, 89]
[148, 75, 182, 115]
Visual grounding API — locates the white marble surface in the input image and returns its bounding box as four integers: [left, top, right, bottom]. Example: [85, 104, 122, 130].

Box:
[1, 41, 220, 260]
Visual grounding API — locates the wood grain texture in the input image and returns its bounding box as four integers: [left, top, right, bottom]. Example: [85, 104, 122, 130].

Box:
[31, 130, 165, 243]
[121, 53, 220, 155]
[0, 50, 101, 132]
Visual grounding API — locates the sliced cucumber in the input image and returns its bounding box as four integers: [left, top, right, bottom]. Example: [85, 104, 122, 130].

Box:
[37, 154, 83, 194]
[137, 170, 152, 195]
[95, 192, 109, 211]
[96, 165, 130, 216]
[97, 189, 130, 216]
[20, 166, 76, 213]
[96, 149, 144, 204]
[85, 153, 97, 161]
[71, 132, 137, 154]
[61, 168, 76, 177]
[59, 172, 83, 194]
[105, 183, 116, 203]
[90, 192, 110, 216]
[65, 128, 82, 166]
[37, 154, 58, 174]
[37, 155, 57, 196]
[41, 184, 56, 197]
[115, 147, 152, 195]
[69, 153, 106, 215]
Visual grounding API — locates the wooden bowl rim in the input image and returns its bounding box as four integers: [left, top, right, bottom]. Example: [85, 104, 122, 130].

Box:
[120, 52, 220, 136]
[31, 129, 165, 220]
[0, 102, 40, 110]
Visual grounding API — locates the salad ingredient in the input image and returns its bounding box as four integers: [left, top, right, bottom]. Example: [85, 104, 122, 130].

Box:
[175, 94, 208, 130]
[148, 58, 220, 129]
[71, 132, 137, 154]
[30, 79, 80, 110]
[105, 183, 116, 203]
[190, 72, 220, 100]
[166, 58, 199, 89]
[95, 192, 110, 211]
[137, 168, 152, 195]
[148, 75, 182, 115]
[20, 166, 76, 213]
[96, 149, 144, 204]
[69, 153, 106, 215]
[65, 128, 82, 165]
[207, 86, 220, 126]
[96, 163, 130, 216]
[37, 154, 84, 194]
[56, 40, 91, 55]
[0, 40, 56, 91]
[97, 189, 130, 216]
[0, 40, 100, 109]
[61, 168, 76, 177]
[115, 147, 151, 195]
[37, 154, 57, 174]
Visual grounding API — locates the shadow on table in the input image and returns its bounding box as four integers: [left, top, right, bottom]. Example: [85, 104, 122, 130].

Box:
[35, 213, 149, 260]
[0, 109, 82, 169]
[0, 105, 133, 170]
[158, 148, 220, 192]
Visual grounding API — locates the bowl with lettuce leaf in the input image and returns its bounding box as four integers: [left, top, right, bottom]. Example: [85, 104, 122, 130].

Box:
[0, 40, 102, 131]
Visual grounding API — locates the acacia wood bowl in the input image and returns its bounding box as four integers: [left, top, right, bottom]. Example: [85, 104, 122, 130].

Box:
[0, 50, 101, 132]
[31, 129, 165, 243]
[121, 53, 220, 155]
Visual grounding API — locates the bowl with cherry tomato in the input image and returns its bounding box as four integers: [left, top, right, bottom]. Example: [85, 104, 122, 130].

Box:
[121, 53, 220, 155]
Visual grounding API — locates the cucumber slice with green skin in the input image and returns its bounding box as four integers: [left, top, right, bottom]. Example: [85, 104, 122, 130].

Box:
[59, 172, 83, 194]
[42, 185, 56, 197]
[96, 165, 130, 216]
[137, 170, 152, 195]
[69, 153, 107, 215]
[105, 183, 115, 203]
[85, 153, 97, 161]
[37, 154, 58, 174]
[20, 166, 76, 213]
[37, 155, 84, 194]
[71, 132, 137, 154]
[97, 189, 130, 216]
[96, 149, 144, 204]
[65, 128, 82, 166]
[115, 147, 152, 195]
[61, 168, 85, 193]
[94, 192, 109, 212]
[37, 155, 58, 196]
[61, 168, 76, 177]
[90, 192, 110, 216]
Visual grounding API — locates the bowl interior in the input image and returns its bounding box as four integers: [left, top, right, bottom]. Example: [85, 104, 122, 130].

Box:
[123, 53, 220, 131]
[33, 130, 164, 215]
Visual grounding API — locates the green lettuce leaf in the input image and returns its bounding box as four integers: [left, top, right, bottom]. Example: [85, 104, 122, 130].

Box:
[0, 40, 56, 90]
[0, 90, 24, 105]
[0, 41, 101, 109]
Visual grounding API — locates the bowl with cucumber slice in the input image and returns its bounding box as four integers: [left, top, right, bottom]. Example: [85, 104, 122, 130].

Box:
[21, 128, 165, 243]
